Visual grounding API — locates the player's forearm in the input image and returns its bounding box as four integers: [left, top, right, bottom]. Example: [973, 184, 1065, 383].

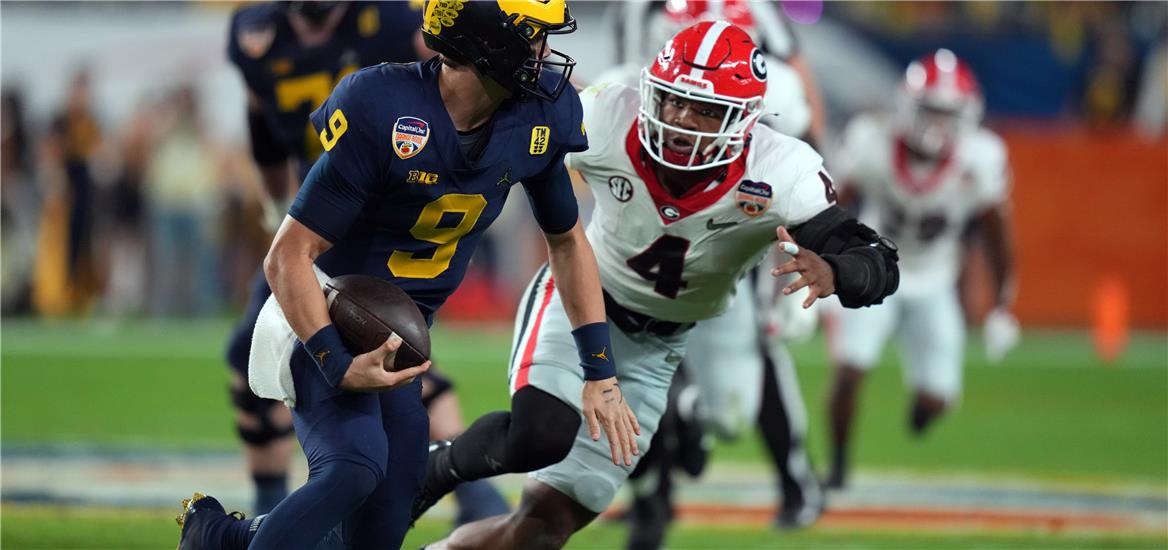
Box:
[791, 206, 900, 308]
[259, 161, 297, 203]
[545, 221, 606, 327]
[545, 221, 617, 381]
[789, 56, 827, 148]
[980, 206, 1016, 307]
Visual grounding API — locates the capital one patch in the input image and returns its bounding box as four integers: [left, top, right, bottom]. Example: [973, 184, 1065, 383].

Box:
[530, 126, 550, 155]
[736, 180, 772, 217]
[393, 116, 430, 160]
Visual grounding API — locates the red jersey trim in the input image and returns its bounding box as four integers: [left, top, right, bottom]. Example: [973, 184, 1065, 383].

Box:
[893, 137, 956, 195]
[513, 275, 556, 391]
[624, 121, 747, 225]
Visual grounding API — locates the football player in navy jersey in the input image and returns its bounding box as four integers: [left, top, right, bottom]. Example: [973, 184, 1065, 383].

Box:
[224, 0, 507, 523]
[179, 1, 637, 549]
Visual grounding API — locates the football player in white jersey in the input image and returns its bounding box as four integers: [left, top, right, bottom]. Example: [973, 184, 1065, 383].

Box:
[412, 21, 899, 548]
[824, 49, 1018, 490]
[598, 2, 828, 544]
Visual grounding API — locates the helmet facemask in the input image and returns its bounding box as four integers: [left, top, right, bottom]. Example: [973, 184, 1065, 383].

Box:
[897, 94, 982, 158]
[896, 48, 984, 158]
[508, 13, 577, 101]
[637, 67, 762, 171]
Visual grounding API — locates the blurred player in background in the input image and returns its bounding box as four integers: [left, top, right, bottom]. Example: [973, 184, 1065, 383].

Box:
[824, 49, 1019, 489]
[224, 0, 507, 522]
[179, 1, 619, 548]
[412, 21, 899, 549]
[594, 3, 828, 546]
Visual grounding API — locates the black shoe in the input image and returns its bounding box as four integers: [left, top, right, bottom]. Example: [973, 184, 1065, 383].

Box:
[626, 490, 670, 550]
[823, 467, 847, 491]
[673, 384, 709, 478]
[774, 501, 822, 530]
[411, 440, 462, 525]
[176, 492, 245, 550]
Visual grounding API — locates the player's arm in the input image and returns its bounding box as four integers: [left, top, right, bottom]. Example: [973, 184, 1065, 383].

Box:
[525, 159, 641, 467]
[972, 202, 1020, 362]
[244, 89, 299, 230]
[267, 72, 429, 392]
[265, 155, 429, 393]
[748, 1, 827, 146]
[970, 142, 1019, 361]
[227, 12, 298, 229]
[973, 204, 1016, 309]
[772, 166, 899, 309]
[775, 205, 899, 308]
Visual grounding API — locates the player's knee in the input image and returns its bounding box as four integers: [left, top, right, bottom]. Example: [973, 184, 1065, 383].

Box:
[509, 485, 588, 550]
[420, 368, 455, 409]
[231, 384, 294, 446]
[508, 388, 579, 471]
[507, 417, 577, 472]
[314, 459, 384, 498]
[833, 364, 865, 393]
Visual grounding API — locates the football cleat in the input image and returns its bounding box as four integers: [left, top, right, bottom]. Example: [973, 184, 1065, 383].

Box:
[175, 492, 245, 550]
[774, 498, 824, 530]
[410, 440, 461, 525]
[626, 488, 671, 550]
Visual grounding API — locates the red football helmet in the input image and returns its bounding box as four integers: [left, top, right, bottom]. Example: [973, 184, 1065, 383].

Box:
[897, 49, 984, 157]
[639, 21, 767, 171]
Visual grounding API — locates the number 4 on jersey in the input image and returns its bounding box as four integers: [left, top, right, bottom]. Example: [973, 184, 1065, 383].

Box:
[627, 236, 690, 299]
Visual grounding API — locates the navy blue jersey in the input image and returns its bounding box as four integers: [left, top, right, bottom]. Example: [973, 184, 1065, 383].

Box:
[290, 59, 588, 320]
[227, 1, 423, 174]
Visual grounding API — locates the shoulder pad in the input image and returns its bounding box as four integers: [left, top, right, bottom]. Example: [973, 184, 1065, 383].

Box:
[230, 4, 281, 61]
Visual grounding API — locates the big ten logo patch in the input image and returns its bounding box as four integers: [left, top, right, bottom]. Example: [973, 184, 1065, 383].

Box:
[407, 170, 439, 185]
[424, 0, 465, 35]
[529, 126, 550, 155]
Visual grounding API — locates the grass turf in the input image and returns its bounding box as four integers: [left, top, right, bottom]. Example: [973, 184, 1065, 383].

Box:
[2, 505, 1165, 550]
[3, 318, 1165, 483]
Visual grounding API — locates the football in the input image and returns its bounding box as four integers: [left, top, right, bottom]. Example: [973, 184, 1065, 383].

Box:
[322, 275, 430, 372]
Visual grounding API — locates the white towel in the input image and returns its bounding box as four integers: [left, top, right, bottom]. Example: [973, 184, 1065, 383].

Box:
[248, 266, 331, 408]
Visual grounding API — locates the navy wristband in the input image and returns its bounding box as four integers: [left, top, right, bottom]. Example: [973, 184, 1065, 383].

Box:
[572, 322, 616, 381]
[303, 325, 355, 388]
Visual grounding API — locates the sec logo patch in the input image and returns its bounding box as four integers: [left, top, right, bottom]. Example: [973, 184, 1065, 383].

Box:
[530, 126, 550, 155]
[609, 176, 633, 202]
[393, 116, 430, 160]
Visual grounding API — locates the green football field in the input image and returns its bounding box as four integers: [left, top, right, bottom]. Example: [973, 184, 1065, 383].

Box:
[2, 318, 1166, 548]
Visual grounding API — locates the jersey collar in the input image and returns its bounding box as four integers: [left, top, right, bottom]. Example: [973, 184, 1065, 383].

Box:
[893, 137, 956, 195]
[624, 121, 747, 225]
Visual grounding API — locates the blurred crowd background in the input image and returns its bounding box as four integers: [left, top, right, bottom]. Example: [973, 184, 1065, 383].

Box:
[1, 0, 1165, 332]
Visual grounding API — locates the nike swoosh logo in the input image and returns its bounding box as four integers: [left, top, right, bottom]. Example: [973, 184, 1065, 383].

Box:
[706, 219, 739, 230]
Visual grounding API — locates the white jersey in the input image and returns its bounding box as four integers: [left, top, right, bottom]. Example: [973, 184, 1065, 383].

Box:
[834, 113, 1009, 295]
[567, 83, 833, 323]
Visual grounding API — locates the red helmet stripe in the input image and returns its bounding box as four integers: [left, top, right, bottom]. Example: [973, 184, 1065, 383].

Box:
[688, 20, 731, 80]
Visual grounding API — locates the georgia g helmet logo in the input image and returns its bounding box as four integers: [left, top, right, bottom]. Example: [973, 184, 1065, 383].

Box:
[750, 48, 767, 81]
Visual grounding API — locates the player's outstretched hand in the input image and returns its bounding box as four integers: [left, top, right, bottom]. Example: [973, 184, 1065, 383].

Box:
[339, 335, 431, 392]
[771, 226, 836, 309]
[582, 377, 641, 466]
